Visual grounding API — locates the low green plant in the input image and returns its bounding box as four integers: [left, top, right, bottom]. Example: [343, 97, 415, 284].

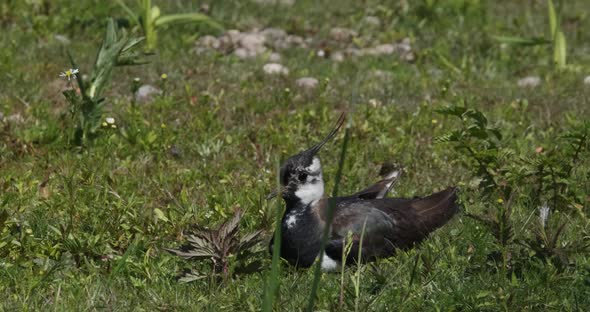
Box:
[518, 206, 588, 269]
[63, 18, 146, 146]
[116, 0, 223, 51]
[437, 104, 589, 271]
[165, 207, 265, 283]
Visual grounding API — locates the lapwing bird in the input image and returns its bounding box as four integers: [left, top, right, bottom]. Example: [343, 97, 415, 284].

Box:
[269, 114, 459, 270]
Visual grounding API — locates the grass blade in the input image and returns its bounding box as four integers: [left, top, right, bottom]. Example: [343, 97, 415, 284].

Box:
[492, 35, 551, 46]
[115, 0, 140, 27]
[354, 218, 367, 312]
[339, 231, 353, 308]
[547, 0, 557, 37]
[553, 31, 567, 68]
[305, 115, 351, 312]
[111, 237, 138, 276]
[262, 158, 283, 312]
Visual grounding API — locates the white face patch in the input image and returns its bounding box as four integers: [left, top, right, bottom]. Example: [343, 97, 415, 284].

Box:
[306, 157, 321, 173]
[320, 252, 339, 272]
[294, 175, 324, 205]
[294, 157, 324, 205]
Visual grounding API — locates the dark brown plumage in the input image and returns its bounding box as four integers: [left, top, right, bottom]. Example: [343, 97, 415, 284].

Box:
[325, 187, 459, 264]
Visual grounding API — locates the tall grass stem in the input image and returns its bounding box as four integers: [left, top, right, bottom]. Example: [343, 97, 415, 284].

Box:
[305, 117, 351, 312]
[261, 158, 283, 312]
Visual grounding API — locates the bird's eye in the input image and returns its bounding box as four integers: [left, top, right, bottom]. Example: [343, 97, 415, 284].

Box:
[298, 172, 308, 182]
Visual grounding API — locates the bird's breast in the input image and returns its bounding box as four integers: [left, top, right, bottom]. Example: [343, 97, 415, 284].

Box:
[279, 209, 324, 267]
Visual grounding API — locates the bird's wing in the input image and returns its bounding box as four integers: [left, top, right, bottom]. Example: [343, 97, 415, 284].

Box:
[325, 187, 459, 263]
[348, 165, 402, 200]
[367, 187, 460, 250]
[325, 203, 398, 263]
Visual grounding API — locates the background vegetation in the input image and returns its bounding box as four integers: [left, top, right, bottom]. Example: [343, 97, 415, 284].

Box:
[1, 0, 589, 310]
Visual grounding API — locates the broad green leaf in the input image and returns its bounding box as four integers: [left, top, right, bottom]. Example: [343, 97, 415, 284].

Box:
[488, 128, 503, 141]
[154, 13, 223, 30]
[435, 105, 467, 117]
[154, 208, 169, 222]
[121, 37, 145, 53]
[465, 109, 488, 128]
[146, 131, 158, 144]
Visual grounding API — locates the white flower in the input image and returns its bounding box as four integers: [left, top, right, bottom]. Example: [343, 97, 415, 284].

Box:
[105, 117, 115, 125]
[59, 68, 79, 81]
[538, 203, 550, 227]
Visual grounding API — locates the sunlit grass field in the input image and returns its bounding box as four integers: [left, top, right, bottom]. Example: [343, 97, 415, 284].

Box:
[1, 0, 589, 310]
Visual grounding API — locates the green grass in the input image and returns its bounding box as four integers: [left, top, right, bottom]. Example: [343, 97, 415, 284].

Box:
[1, 0, 590, 310]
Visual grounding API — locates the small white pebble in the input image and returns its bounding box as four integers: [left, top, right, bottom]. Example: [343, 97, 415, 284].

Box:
[517, 76, 541, 88]
[263, 63, 289, 76]
[330, 51, 345, 62]
[261, 28, 287, 42]
[54, 34, 71, 45]
[364, 16, 381, 27]
[268, 52, 281, 62]
[238, 33, 266, 52]
[371, 70, 393, 80]
[329, 27, 357, 41]
[584, 75, 590, 85]
[372, 44, 396, 55]
[6, 114, 24, 124]
[295, 77, 319, 91]
[234, 48, 252, 59]
[200, 3, 210, 13]
[135, 84, 162, 103]
[197, 35, 220, 49]
[369, 98, 382, 108]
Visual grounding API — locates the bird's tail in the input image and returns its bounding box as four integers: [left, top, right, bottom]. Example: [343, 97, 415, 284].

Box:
[412, 187, 460, 233]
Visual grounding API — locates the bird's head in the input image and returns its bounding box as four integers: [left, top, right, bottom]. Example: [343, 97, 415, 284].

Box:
[269, 114, 345, 206]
